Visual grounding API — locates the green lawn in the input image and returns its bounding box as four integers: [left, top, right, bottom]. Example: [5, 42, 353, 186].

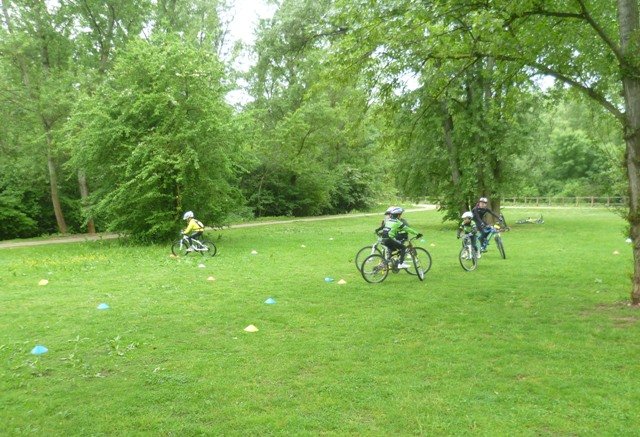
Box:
[1, 208, 639, 435]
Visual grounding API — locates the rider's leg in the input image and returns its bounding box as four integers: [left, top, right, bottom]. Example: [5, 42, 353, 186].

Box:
[383, 238, 404, 263]
[480, 228, 490, 251]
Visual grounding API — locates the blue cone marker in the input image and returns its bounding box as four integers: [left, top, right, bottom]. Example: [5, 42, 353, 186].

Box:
[31, 345, 48, 355]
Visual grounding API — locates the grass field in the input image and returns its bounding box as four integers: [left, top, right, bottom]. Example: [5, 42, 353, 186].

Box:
[1, 208, 639, 435]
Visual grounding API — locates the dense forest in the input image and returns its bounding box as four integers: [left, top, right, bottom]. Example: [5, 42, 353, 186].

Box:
[1, 2, 638, 254]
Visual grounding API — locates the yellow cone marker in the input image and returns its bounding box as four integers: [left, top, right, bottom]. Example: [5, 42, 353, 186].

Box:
[337, 279, 347, 285]
[207, 276, 216, 281]
[38, 279, 49, 286]
[244, 324, 259, 333]
[251, 250, 258, 255]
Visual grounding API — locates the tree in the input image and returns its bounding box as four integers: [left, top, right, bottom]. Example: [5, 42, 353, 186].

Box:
[327, 0, 640, 304]
[1, 0, 77, 234]
[325, 1, 542, 221]
[439, 0, 640, 304]
[66, 35, 241, 241]
[244, 0, 386, 217]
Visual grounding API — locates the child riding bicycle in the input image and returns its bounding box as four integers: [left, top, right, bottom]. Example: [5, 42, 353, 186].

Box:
[457, 211, 480, 258]
[182, 211, 205, 251]
[380, 207, 423, 269]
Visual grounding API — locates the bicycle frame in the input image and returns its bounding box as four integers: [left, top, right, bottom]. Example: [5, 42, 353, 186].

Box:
[480, 215, 508, 259]
[461, 234, 478, 254]
[179, 235, 207, 251]
[382, 238, 416, 270]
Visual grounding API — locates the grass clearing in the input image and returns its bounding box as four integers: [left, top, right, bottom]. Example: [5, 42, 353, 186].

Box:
[1, 208, 639, 434]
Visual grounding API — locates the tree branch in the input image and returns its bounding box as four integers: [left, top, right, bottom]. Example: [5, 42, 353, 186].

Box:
[504, 2, 623, 65]
[423, 51, 625, 124]
[495, 55, 626, 123]
[574, 0, 624, 64]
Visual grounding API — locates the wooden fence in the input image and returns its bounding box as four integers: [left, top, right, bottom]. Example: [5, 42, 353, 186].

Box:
[501, 196, 627, 207]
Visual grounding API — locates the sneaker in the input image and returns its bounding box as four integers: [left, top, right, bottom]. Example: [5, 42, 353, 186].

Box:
[397, 262, 410, 269]
[476, 252, 481, 259]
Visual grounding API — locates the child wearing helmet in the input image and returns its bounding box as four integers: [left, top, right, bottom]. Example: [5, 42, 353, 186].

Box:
[472, 197, 501, 252]
[182, 211, 205, 251]
[374, 206, 396, 236]
[381, 207, 423, 269]
[457, 211, 480, 258]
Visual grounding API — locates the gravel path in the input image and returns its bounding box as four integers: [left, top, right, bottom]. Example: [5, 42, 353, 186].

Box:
[0, 205, 437, 249]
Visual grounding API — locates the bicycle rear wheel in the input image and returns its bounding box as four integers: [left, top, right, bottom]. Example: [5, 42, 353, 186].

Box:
[405, 247, 432, 276]
[355, 245, 382, 271]
[199, 239, 217, 257]
[496, 235, 506, 259]
[459, 246, 477, 271]
[360, 254, 389, 283]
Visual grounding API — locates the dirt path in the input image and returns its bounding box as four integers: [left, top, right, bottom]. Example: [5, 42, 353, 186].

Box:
[0, 205, 438, 249]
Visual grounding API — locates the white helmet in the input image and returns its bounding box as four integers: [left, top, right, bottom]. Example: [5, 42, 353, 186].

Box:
[390, 207, 404, 216]
[183, 211, 194, 220]
[385, 206, 397, 214]
[462, 211, 473, 219]
[478, 197, 488, 203]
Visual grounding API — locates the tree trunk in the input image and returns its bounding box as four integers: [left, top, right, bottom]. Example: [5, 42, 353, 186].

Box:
[45, 131, 67, 234]
[492, 198, 502, 220]
[618, 0, 640, 305]
[440, 99, 465, 212]
[78, 169, 96, 234]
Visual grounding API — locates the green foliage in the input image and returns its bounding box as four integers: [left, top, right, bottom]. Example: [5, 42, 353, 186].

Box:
[244, 0, 388, 217]
[513, 97, 626, 197]
[66, 35, 241, 241]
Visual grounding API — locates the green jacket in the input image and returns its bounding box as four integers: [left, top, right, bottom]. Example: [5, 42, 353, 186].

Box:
[457, 220, 478, 238]
[384, 217, 419, 240]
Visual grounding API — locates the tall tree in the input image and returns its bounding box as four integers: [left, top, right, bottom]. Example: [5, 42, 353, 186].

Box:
[328, 0, 640, 304]
[432, 0, 640, 303]
[67, 0, 151, 233]
[327, 1, 539, 219]
[245, 0, 385, 217]
[66, 35, 240, 240]
[1, 0, 76, 233]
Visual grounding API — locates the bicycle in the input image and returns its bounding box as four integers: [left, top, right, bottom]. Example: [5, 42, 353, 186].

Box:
[354, 237, 384, 271]
[459, 233, 479, 271]
[480, 214, 510, 259]
[360, 236, 432, 283]
[516, 215, 544, 224]
[171, 234, 217, 257]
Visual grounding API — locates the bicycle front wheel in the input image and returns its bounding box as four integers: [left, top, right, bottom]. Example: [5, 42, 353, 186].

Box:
[171, 239, 190, 257]
[496, 235, 506, 259]
[361, 254, 389, 283]
[405, 247, 432, 276]
[459, 246, 478, 271]
[355, 245, 382, 271]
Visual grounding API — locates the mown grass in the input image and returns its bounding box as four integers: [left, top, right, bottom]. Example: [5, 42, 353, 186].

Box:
[1, 208, 639, 435]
